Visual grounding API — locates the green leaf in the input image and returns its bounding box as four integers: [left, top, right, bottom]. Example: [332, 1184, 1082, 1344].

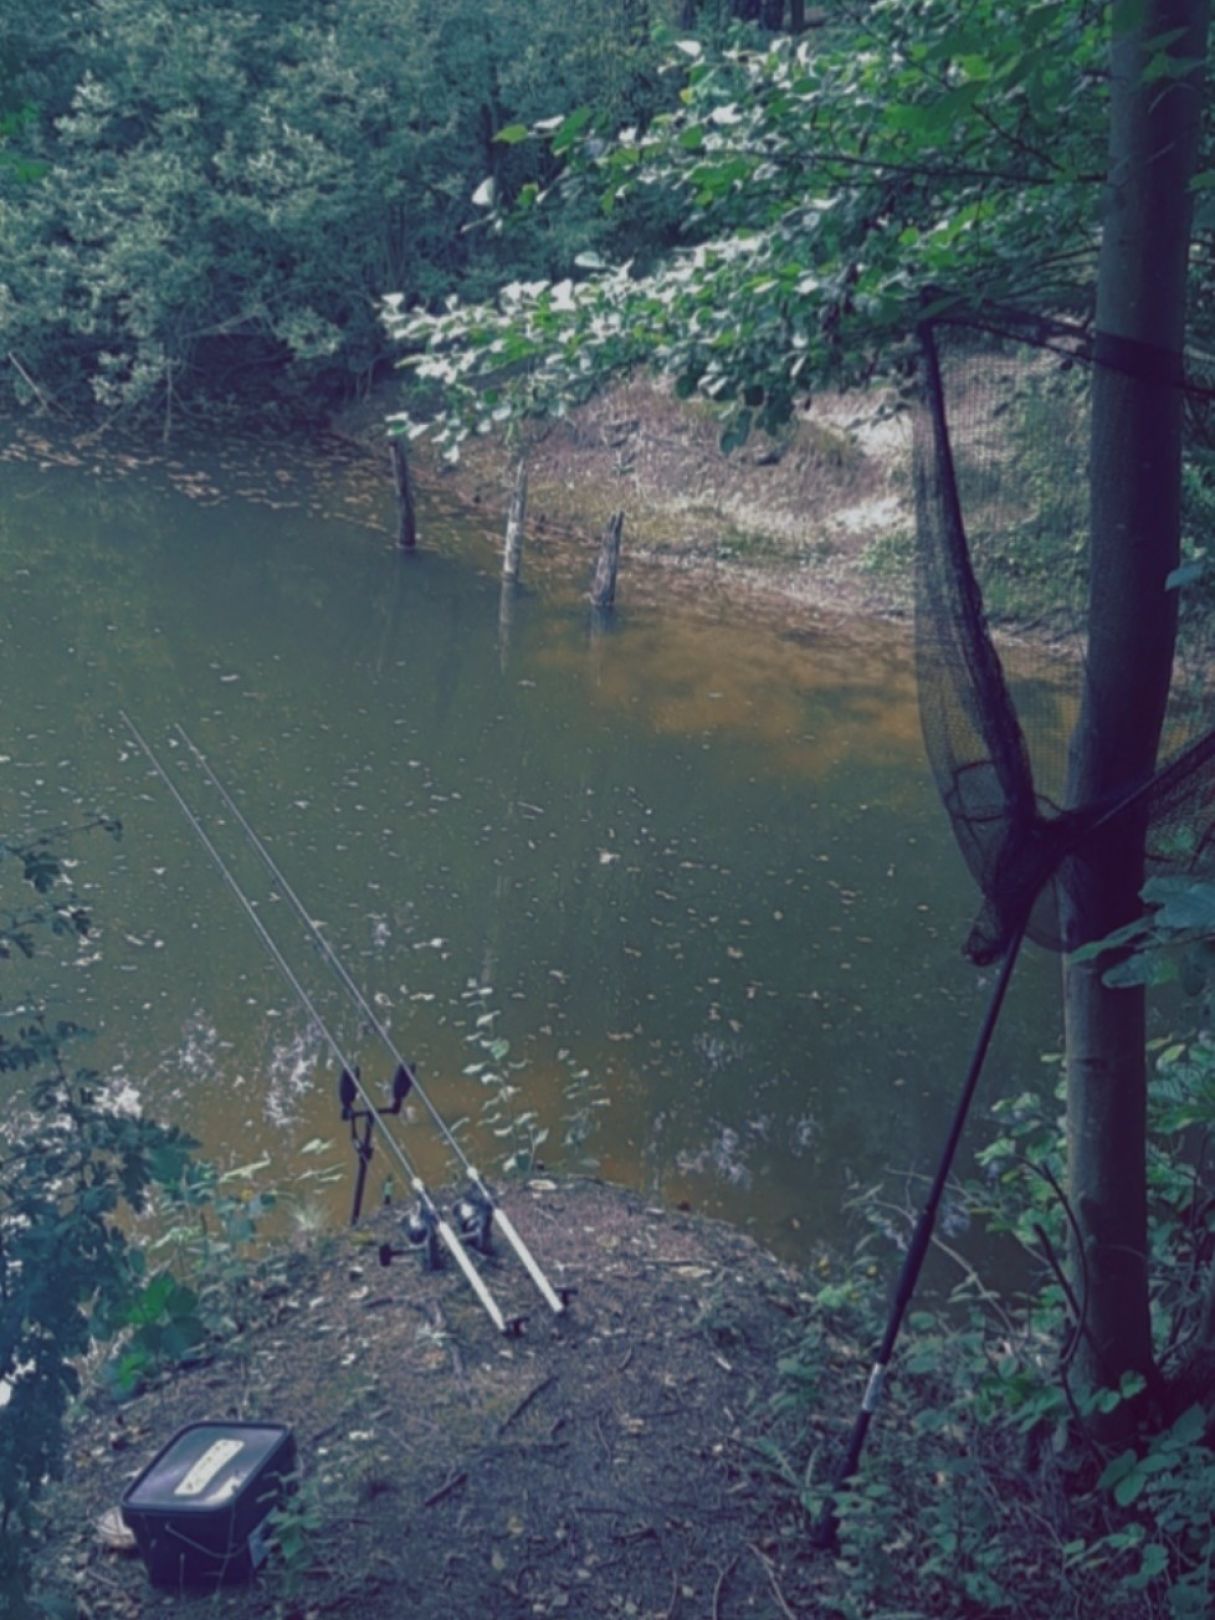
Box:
[1098, 1448, 1137, 1491]
[1156, 884, 1215, 931]
[1102, 952, 1176, 989]
[552, 106, 592, 155]
[1164, 1404, 1205, 1447]
[495, 124, 530, 145]
[1130, 1542, 1168, 1587]
[1166, 559, 1207, 590]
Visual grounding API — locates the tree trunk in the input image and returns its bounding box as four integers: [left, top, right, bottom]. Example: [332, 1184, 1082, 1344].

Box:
[1064, 0, 1208, 1414]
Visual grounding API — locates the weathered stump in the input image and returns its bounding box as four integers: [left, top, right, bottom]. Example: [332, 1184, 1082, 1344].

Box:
[498, 577, 516, 672]
[502, 459, 527, 582]
[590, 510, 625, 610]
[390, 438, 418, 551]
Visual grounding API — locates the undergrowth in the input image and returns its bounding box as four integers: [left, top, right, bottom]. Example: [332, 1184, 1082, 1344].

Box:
[757, 1033, 1215, 1619]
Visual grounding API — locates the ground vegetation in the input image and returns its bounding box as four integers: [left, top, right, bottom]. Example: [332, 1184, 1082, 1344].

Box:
[0, 828, 194, 1619]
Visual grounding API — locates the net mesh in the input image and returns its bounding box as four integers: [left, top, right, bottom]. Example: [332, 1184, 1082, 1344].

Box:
[913, 314, 1215, 964]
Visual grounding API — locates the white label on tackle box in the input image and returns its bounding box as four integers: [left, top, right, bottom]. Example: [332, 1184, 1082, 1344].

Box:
[174, 1438, 246, 1497]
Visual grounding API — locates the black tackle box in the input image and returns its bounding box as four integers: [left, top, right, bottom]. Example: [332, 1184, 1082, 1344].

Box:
[121, 1421, 297, 1588]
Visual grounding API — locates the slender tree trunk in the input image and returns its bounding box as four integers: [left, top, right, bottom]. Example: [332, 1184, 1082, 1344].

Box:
[1064, 0, 1208, 1413]
[789, 0, 807, 32]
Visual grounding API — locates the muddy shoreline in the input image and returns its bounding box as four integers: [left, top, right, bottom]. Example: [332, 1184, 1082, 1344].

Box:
[338, 375, 918, 633]
[40, 1180, 856, 1620]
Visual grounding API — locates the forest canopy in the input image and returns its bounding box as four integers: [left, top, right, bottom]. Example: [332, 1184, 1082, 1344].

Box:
[0, 0, 693, 419]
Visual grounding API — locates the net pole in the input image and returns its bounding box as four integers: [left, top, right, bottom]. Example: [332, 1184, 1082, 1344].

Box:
[810, 914, 1028, 1551]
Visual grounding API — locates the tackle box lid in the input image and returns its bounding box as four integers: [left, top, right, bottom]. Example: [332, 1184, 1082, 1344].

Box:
[123, 1422, 293, 1516]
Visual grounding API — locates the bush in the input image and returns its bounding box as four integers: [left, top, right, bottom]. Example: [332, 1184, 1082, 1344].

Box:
[0, 828, 194, 1617]
[0, 0, 678, 420]
[759, 1033, 1215, 1618]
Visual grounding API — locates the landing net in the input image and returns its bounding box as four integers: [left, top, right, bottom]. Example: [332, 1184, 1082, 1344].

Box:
[913, 313, 1215, 963]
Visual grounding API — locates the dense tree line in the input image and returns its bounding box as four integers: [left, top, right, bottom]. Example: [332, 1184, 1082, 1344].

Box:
[0, 0, 769, 420]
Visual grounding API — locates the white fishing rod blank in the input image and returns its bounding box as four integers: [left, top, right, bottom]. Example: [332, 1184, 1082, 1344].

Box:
[120, 711, 518, 1337]
[173, 720, 570, 1317]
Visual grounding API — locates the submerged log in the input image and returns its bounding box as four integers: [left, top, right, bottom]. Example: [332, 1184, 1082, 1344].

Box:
[390, 438, 418, 551]
[590, 510, 625, 610]
[503, 459, 527, 582]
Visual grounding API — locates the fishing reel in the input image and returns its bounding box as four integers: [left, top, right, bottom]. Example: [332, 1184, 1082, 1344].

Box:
[452, 1186, 494, 1255]
[379, 1200, 442, 1273]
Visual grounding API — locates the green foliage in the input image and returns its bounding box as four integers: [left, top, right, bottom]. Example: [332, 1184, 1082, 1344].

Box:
[763, 1038, 1215, 1617]
[105, 1272, 207, 1395]
[859, 527, 915, 578]
[1072, 877, 1215, 997]
[264, 1467, 322, 1605]
[0, 817, 118, 965]
[963, 366, 1090, 623]
[0, 0, 677, 419]
[389, 2, 1114, 456]
[0, 830, 194, 1616]
[106, 1146, 344, 1396]
[765, 853, 1215, 1614]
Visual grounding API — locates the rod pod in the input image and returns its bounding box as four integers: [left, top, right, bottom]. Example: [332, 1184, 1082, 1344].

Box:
[340, 1064, 413, 1225]
[174, 722, 571, 1318]
[121, 712, 518, 1338]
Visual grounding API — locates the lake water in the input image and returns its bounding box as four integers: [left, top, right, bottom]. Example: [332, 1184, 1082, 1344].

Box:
[0, 427, 1064, 1261]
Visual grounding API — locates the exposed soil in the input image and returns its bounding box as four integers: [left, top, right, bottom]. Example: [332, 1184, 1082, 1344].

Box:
[40, 1181, 856, 1620]
[340, 376, 917, 628]
[4, 368, 922, 637]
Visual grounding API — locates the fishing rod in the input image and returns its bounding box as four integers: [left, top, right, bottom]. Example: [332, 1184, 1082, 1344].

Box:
[119, 710, 521, 1337]
[172, 722, 571, 1319]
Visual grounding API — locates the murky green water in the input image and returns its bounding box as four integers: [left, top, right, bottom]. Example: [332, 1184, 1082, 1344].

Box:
[1, 430, 1064, 1261]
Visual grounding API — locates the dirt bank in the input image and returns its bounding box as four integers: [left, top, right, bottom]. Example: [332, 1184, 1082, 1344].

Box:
[40, 1180, 861, 1619]
[342, 376, 916, 627]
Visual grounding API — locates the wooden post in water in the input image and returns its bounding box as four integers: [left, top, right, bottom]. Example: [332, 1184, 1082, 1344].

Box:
[590, 510, 625, 610]
[502, 459, 527, 582]
[498, 576, 516, 672]
[390, 438, 418, 551]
